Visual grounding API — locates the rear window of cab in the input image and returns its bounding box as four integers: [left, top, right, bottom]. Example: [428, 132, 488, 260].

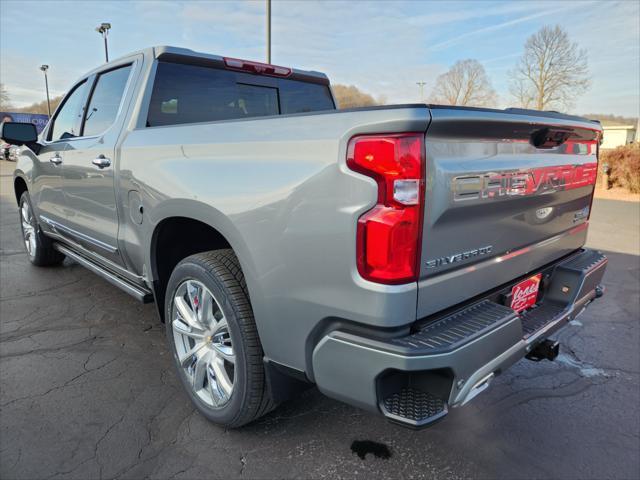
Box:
[146, 61, 335, 127]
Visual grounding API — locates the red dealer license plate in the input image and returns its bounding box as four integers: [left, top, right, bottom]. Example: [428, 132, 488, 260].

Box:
[510, 273, 542, 312]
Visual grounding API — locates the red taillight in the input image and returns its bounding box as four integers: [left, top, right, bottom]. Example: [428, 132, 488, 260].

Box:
[347, 134, 425, 284]
[223, 57, 292, 77]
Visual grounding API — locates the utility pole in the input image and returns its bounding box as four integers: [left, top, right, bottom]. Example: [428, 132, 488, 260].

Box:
[95, 23, 111, 63]
[416, 81, 426, 103]
[40, 65, 51, 117]
[266, 0, 271, 63]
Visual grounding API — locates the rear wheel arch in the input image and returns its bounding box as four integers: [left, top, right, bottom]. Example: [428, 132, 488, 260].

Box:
[150, 216, 253, 322]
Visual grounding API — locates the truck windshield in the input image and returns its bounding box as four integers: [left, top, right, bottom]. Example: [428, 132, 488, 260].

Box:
[146, 61, 335, 127]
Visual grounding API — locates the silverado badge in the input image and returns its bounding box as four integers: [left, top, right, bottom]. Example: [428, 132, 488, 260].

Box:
[425, 245, 493, 269]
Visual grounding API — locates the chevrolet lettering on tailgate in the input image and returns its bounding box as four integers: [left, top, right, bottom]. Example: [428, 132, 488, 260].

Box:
[453, 162, 598, 201]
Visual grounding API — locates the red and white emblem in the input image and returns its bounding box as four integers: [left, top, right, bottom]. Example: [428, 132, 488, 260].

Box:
[510, 274, 542, 312]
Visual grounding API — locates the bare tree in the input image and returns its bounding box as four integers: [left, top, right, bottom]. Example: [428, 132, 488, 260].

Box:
[333, 84, 384, 109]
[510, 25, 590, 111]
[510, 77, 535, 109]
[430, 59, 497, 107]
[0, 83, 11, 109]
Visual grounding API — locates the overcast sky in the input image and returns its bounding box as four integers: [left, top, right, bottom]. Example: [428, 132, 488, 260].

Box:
[1, 0, 638, 116]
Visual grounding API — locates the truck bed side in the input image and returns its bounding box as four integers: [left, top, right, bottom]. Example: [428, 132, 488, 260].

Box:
[118, 106, 431, 373]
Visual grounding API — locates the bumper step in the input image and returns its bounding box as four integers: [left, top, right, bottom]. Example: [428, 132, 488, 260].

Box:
[520, 303, 564, 337]
[381, 387, 448, 428]
[390, 299, 518, 354]
[558, 249, 607, 273]
[523, 249, 607, 341]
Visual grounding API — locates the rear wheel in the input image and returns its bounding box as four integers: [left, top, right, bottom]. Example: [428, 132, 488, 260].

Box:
[165, 249, 276, 427]
[19, 191, 65, 266]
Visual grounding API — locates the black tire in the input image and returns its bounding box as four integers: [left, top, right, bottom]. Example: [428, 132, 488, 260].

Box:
[165, 249, 276, 427]
[18, 191, 65, 266]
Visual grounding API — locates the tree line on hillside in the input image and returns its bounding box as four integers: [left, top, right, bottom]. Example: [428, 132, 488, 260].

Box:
[331, 85, 387, 109]
[0, 84, 64, 115]
[16, 96, 65, 114]
[582, 114, 639, 126]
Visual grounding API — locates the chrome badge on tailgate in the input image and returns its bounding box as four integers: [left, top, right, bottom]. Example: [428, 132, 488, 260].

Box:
[425, 245, 493, 269]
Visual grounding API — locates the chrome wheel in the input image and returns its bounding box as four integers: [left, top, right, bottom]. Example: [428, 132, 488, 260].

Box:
[171, 280, 235, 407]
[20, 201, 36, 258]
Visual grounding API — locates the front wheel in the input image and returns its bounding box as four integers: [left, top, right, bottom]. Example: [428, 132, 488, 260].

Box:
[19, 191, 64, 266]
[165, 250, 276, 427]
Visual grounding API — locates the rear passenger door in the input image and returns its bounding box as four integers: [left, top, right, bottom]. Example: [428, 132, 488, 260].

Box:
[61, 61, 134, 266]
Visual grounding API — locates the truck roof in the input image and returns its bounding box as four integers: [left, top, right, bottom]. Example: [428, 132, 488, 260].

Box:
[85, 45, 330, 85]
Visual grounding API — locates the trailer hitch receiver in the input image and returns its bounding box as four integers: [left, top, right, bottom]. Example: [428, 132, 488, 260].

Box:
[526, 339, 560, 362]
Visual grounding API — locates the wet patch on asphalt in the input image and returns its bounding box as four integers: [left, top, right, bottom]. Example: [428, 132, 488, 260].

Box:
[350, 440, 392, 460]
[555, 352, 609, 378]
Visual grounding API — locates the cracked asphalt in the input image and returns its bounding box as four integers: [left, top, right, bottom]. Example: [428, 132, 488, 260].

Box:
[1, 159, 638, 480]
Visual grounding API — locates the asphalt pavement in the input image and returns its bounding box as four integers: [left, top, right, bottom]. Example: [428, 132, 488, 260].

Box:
[1, 159, 638, 480]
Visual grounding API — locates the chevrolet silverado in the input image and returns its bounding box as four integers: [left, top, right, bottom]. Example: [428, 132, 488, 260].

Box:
[2, 46, 607, 428]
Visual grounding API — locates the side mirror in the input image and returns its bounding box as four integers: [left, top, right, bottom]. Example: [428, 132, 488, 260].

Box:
[0, 121, 38, 146]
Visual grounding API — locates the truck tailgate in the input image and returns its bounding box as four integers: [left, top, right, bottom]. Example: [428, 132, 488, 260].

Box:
[417, 107, 601, 318]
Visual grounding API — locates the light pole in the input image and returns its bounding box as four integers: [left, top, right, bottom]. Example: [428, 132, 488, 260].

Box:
[40, 65, 51, 117]
[266, 0, 271, 63]
[95, 22, 111, 62]
[416, 81, 426, 103]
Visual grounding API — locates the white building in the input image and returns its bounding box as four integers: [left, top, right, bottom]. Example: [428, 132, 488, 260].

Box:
[601, 124, 639, 149]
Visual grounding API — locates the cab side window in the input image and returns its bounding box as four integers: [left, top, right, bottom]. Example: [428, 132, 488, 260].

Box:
[48, 80, 89, 141]
[82, 65, 132, 137]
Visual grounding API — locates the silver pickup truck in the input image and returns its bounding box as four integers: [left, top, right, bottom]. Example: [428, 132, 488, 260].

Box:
[3, 46, 607, 429]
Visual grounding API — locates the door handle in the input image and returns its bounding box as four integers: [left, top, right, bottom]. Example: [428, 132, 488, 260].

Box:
[92, 155, 111, 169]
[49, 154, 63, 165]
